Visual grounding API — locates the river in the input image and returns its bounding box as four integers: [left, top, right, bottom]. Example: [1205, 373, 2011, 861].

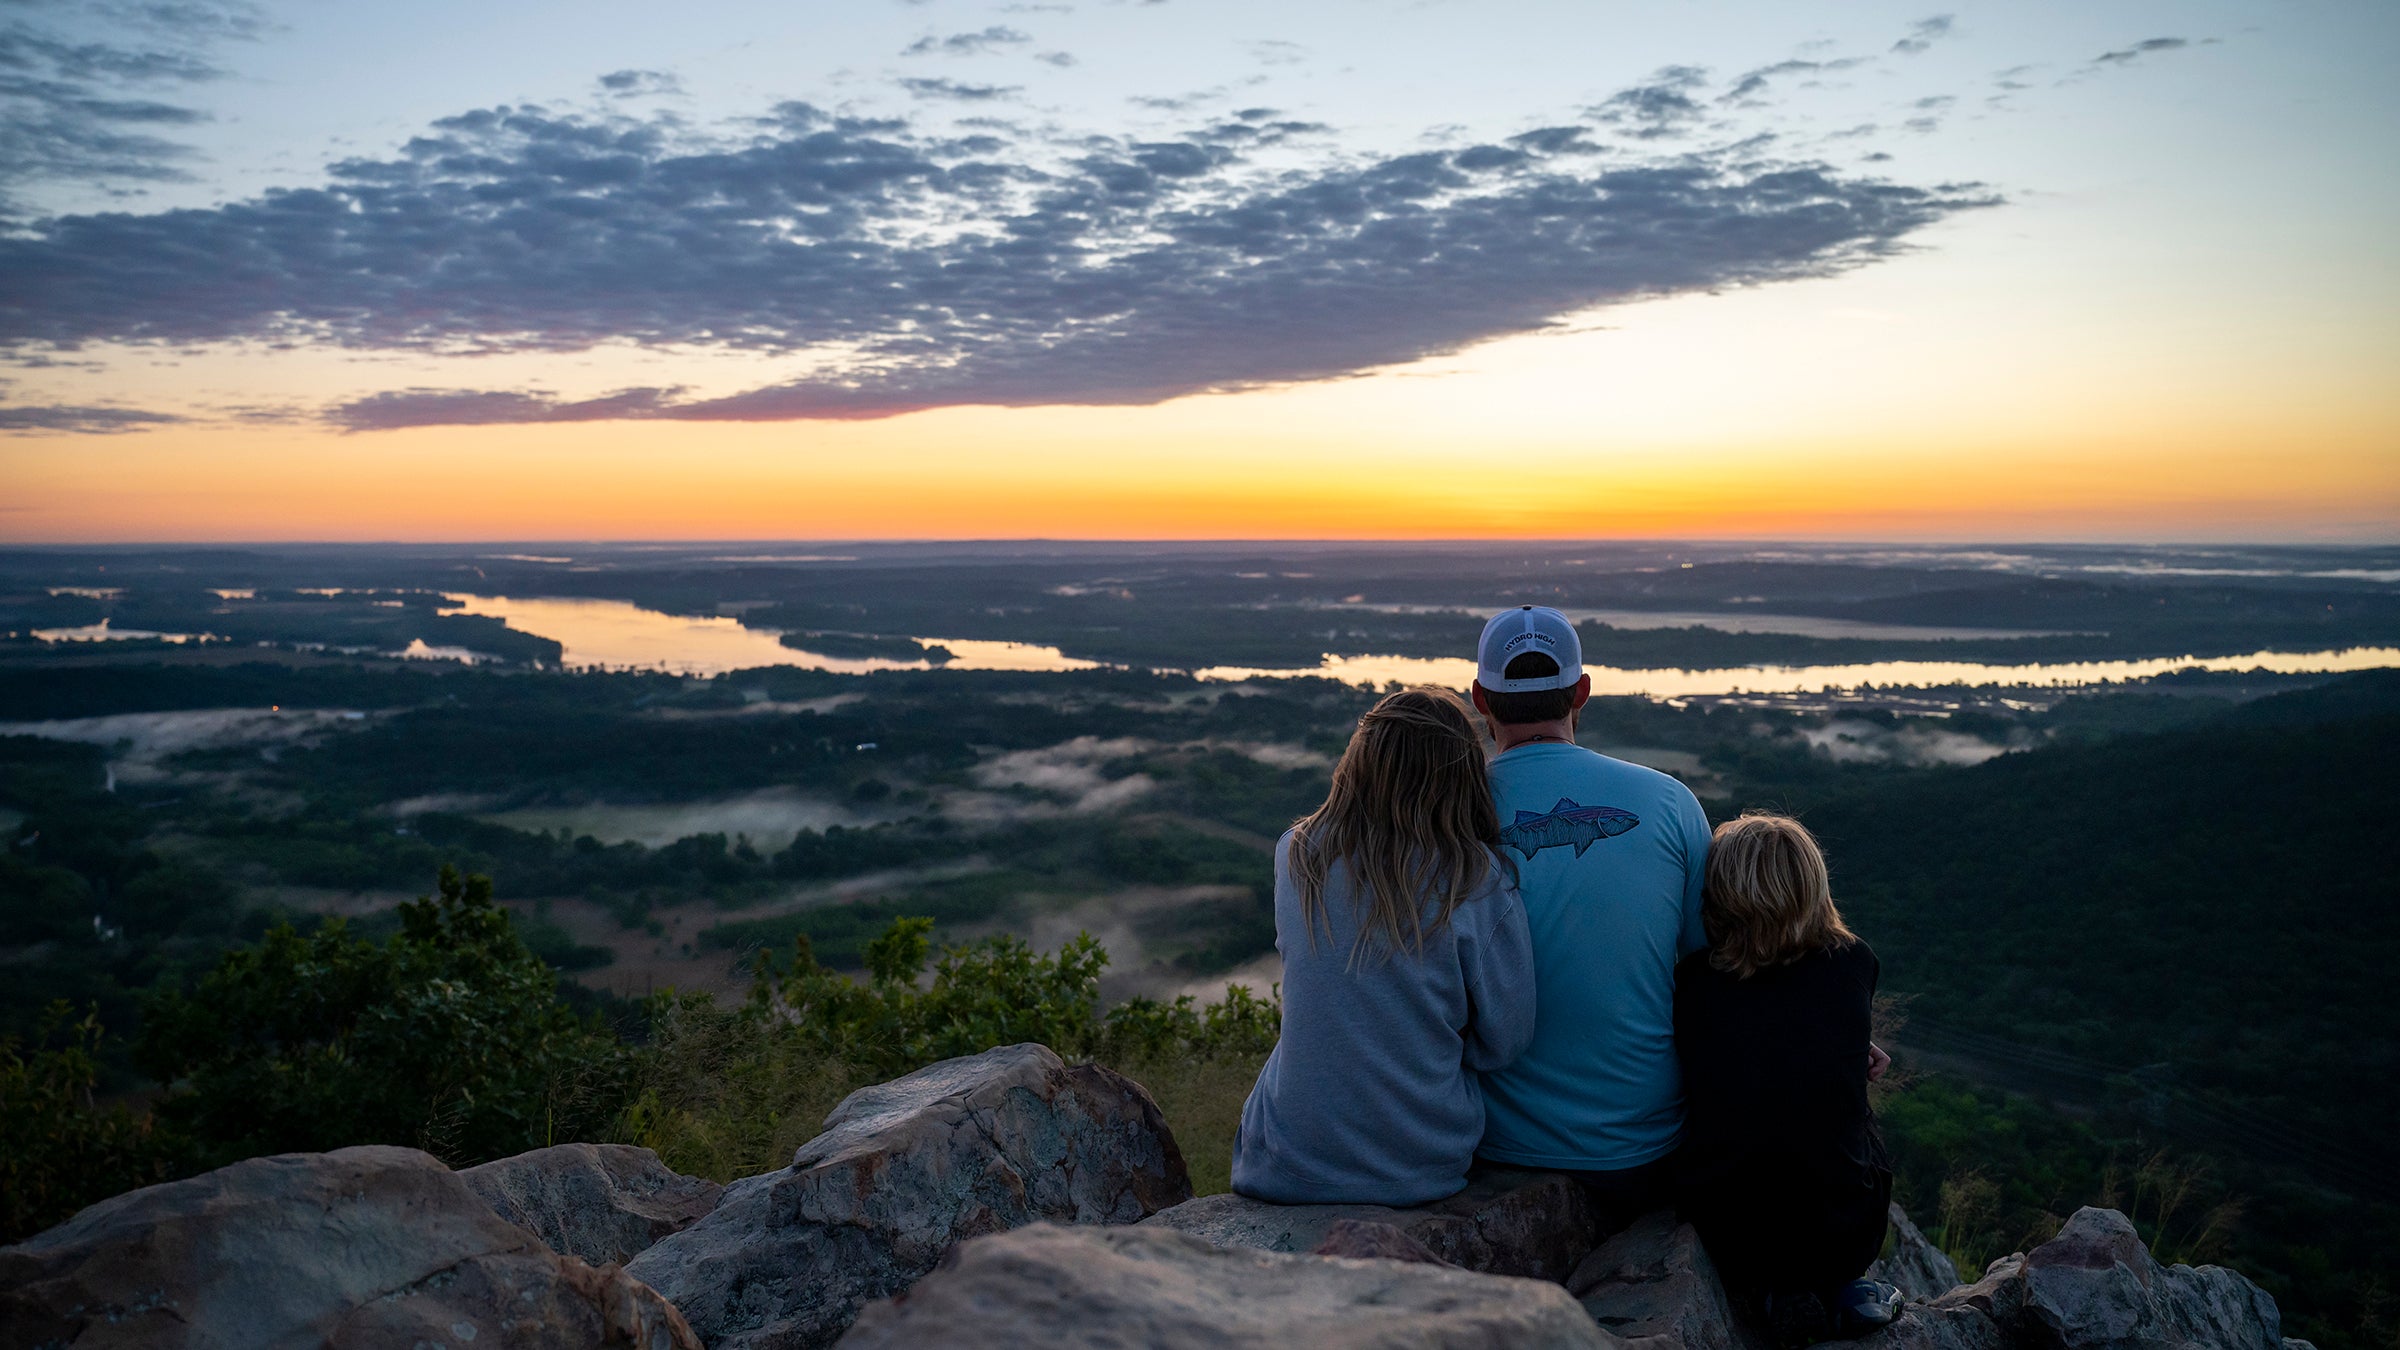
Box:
[437, 593, 2400, 698]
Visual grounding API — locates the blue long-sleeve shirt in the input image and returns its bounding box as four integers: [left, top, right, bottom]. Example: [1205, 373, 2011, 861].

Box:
[1231, 831, 1537, 1206]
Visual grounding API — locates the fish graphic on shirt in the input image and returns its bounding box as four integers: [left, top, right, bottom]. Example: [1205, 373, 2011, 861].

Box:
[1497, 798, 1640, 859]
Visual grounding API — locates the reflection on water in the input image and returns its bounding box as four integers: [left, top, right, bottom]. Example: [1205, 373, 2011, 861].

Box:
[933, 639, 1109, 673]
[393, 639, 496, 665]
[33, 619, 211, 644]
[442, 594, 1103, 677]
[436, 594, 2400, 696]
[1189, 647, 2400, 697]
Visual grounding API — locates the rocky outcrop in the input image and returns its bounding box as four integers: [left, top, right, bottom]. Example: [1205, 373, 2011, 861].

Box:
[1141, 1165, 1596, 1282]
[0, 1144, 699, 1350]
[1873, 1201, 1965, 1301]
[1148, 1182, 2284, 1350]
[836, 1221, 1618, 1349]
[1567, 1209, 1763, 1350]
[625, 1043, 1191, 1350]
[2015, 1207, 2281, 1350]
[3, 1032, 2300, 1350]
[1862, 1206, 2283, 1350]
[463, 1141, 724, 1267]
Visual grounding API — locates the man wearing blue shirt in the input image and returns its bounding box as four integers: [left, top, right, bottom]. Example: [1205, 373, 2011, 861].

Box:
[1468, 606, 1713, 1228]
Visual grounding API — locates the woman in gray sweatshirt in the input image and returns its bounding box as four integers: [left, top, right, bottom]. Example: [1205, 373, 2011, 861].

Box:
[1231, 686, 1537, 1206]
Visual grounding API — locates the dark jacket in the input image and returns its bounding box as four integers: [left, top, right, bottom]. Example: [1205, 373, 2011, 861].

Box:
[1672, 939, 1891, 1292]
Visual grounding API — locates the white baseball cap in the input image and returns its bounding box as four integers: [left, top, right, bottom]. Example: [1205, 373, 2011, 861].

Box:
[1476, 605, 1584, 693]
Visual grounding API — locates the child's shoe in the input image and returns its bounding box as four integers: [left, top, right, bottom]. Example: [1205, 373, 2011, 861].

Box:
[1831, 1278, 1904, 1337]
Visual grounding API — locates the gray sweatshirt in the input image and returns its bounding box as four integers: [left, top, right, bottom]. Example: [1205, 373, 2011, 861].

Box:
[1231, 831, 1537, 1206]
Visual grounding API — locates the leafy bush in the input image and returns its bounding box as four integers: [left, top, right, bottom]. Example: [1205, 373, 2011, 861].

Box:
[759, 916, 1281, 1078]
[615, 992, 862, 1184]
[621, 918, 1280, 1186]
[137, 866, 633, 1168]
[1092, 984, 1282, 1062]
[1, 1004, 184, 1242]
[11, 878, 1281, 1229]
[775, 919, 1089, 1078]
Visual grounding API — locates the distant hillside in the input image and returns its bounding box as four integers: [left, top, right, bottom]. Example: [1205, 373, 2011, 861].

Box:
[1797, 671, 2400, 1168]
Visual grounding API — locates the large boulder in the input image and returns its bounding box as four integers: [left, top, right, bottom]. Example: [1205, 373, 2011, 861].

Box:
[2014, 1207, 2282, 1350]
[625, 1043, 1191, 1350]
[1872, 1203, 1965, 1301]
[1141, 1166, 1597, 1282]
[0, 1144, 699, 1350]
[1901, 1209, 2282, 1350]
[1567, 1209, 1764, 1350]
[836, 1221, 1620, 1349]
[463, 1142, 724, 1267]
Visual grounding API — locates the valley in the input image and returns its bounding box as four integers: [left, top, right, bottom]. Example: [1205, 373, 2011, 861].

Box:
[5, 540, 2398, 1345]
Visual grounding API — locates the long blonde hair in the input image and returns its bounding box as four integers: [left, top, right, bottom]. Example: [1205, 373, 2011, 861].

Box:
[1703, 812, 1858, 979]
[1288, 687, 1505, 967]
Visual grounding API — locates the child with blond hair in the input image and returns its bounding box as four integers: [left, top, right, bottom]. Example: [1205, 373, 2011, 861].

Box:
[1674, 812, 1901, 1346]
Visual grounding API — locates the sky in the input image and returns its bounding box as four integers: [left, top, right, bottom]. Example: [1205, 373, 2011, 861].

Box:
[1, 0, 2394, 543]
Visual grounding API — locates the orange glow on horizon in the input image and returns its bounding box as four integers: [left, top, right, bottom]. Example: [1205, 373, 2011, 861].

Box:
[7, 267, 2394, 544]
[5, 404, 2394, 543]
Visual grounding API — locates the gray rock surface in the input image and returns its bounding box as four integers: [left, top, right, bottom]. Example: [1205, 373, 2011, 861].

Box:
[626, 1043, 1190, 1350]
[1859, 1303, 2009, 1350]
[2014, 1207, 2282, 1350]
[836, 1221, 1620, 1349]
[1567, 1209, 1764, 1350]
[1902, 1209, 2282, 1350]
[462, 1141, 724, 1267]
[1939, 1252, 2031, 1326]
[1872, 1202, 1965, 1301]
[1142, 1192, 1411, 1252]
[1142, 1165, 1596, 1281]
[1311, 1218, 1456, 1266]
[0, 1144, 699, 1350]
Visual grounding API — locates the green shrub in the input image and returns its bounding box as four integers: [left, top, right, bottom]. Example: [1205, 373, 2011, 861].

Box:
[1094, 984, 1282, 1062]
[757, 917, 1281, 1079]
[137, 865, 633, 1168]
[619, 918, 1280, 1186]
[615, 992, 863, 1184]
[11, 894, 1280, 1228]
[769, 918, 1109, 1080]
[1, 1004, 184, 1242]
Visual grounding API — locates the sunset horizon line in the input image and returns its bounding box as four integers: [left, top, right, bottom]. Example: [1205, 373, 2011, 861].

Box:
[9, 534, 2398, 550]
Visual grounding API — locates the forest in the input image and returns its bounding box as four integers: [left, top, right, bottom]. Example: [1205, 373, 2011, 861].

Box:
[3, 629, 2397, 1343]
